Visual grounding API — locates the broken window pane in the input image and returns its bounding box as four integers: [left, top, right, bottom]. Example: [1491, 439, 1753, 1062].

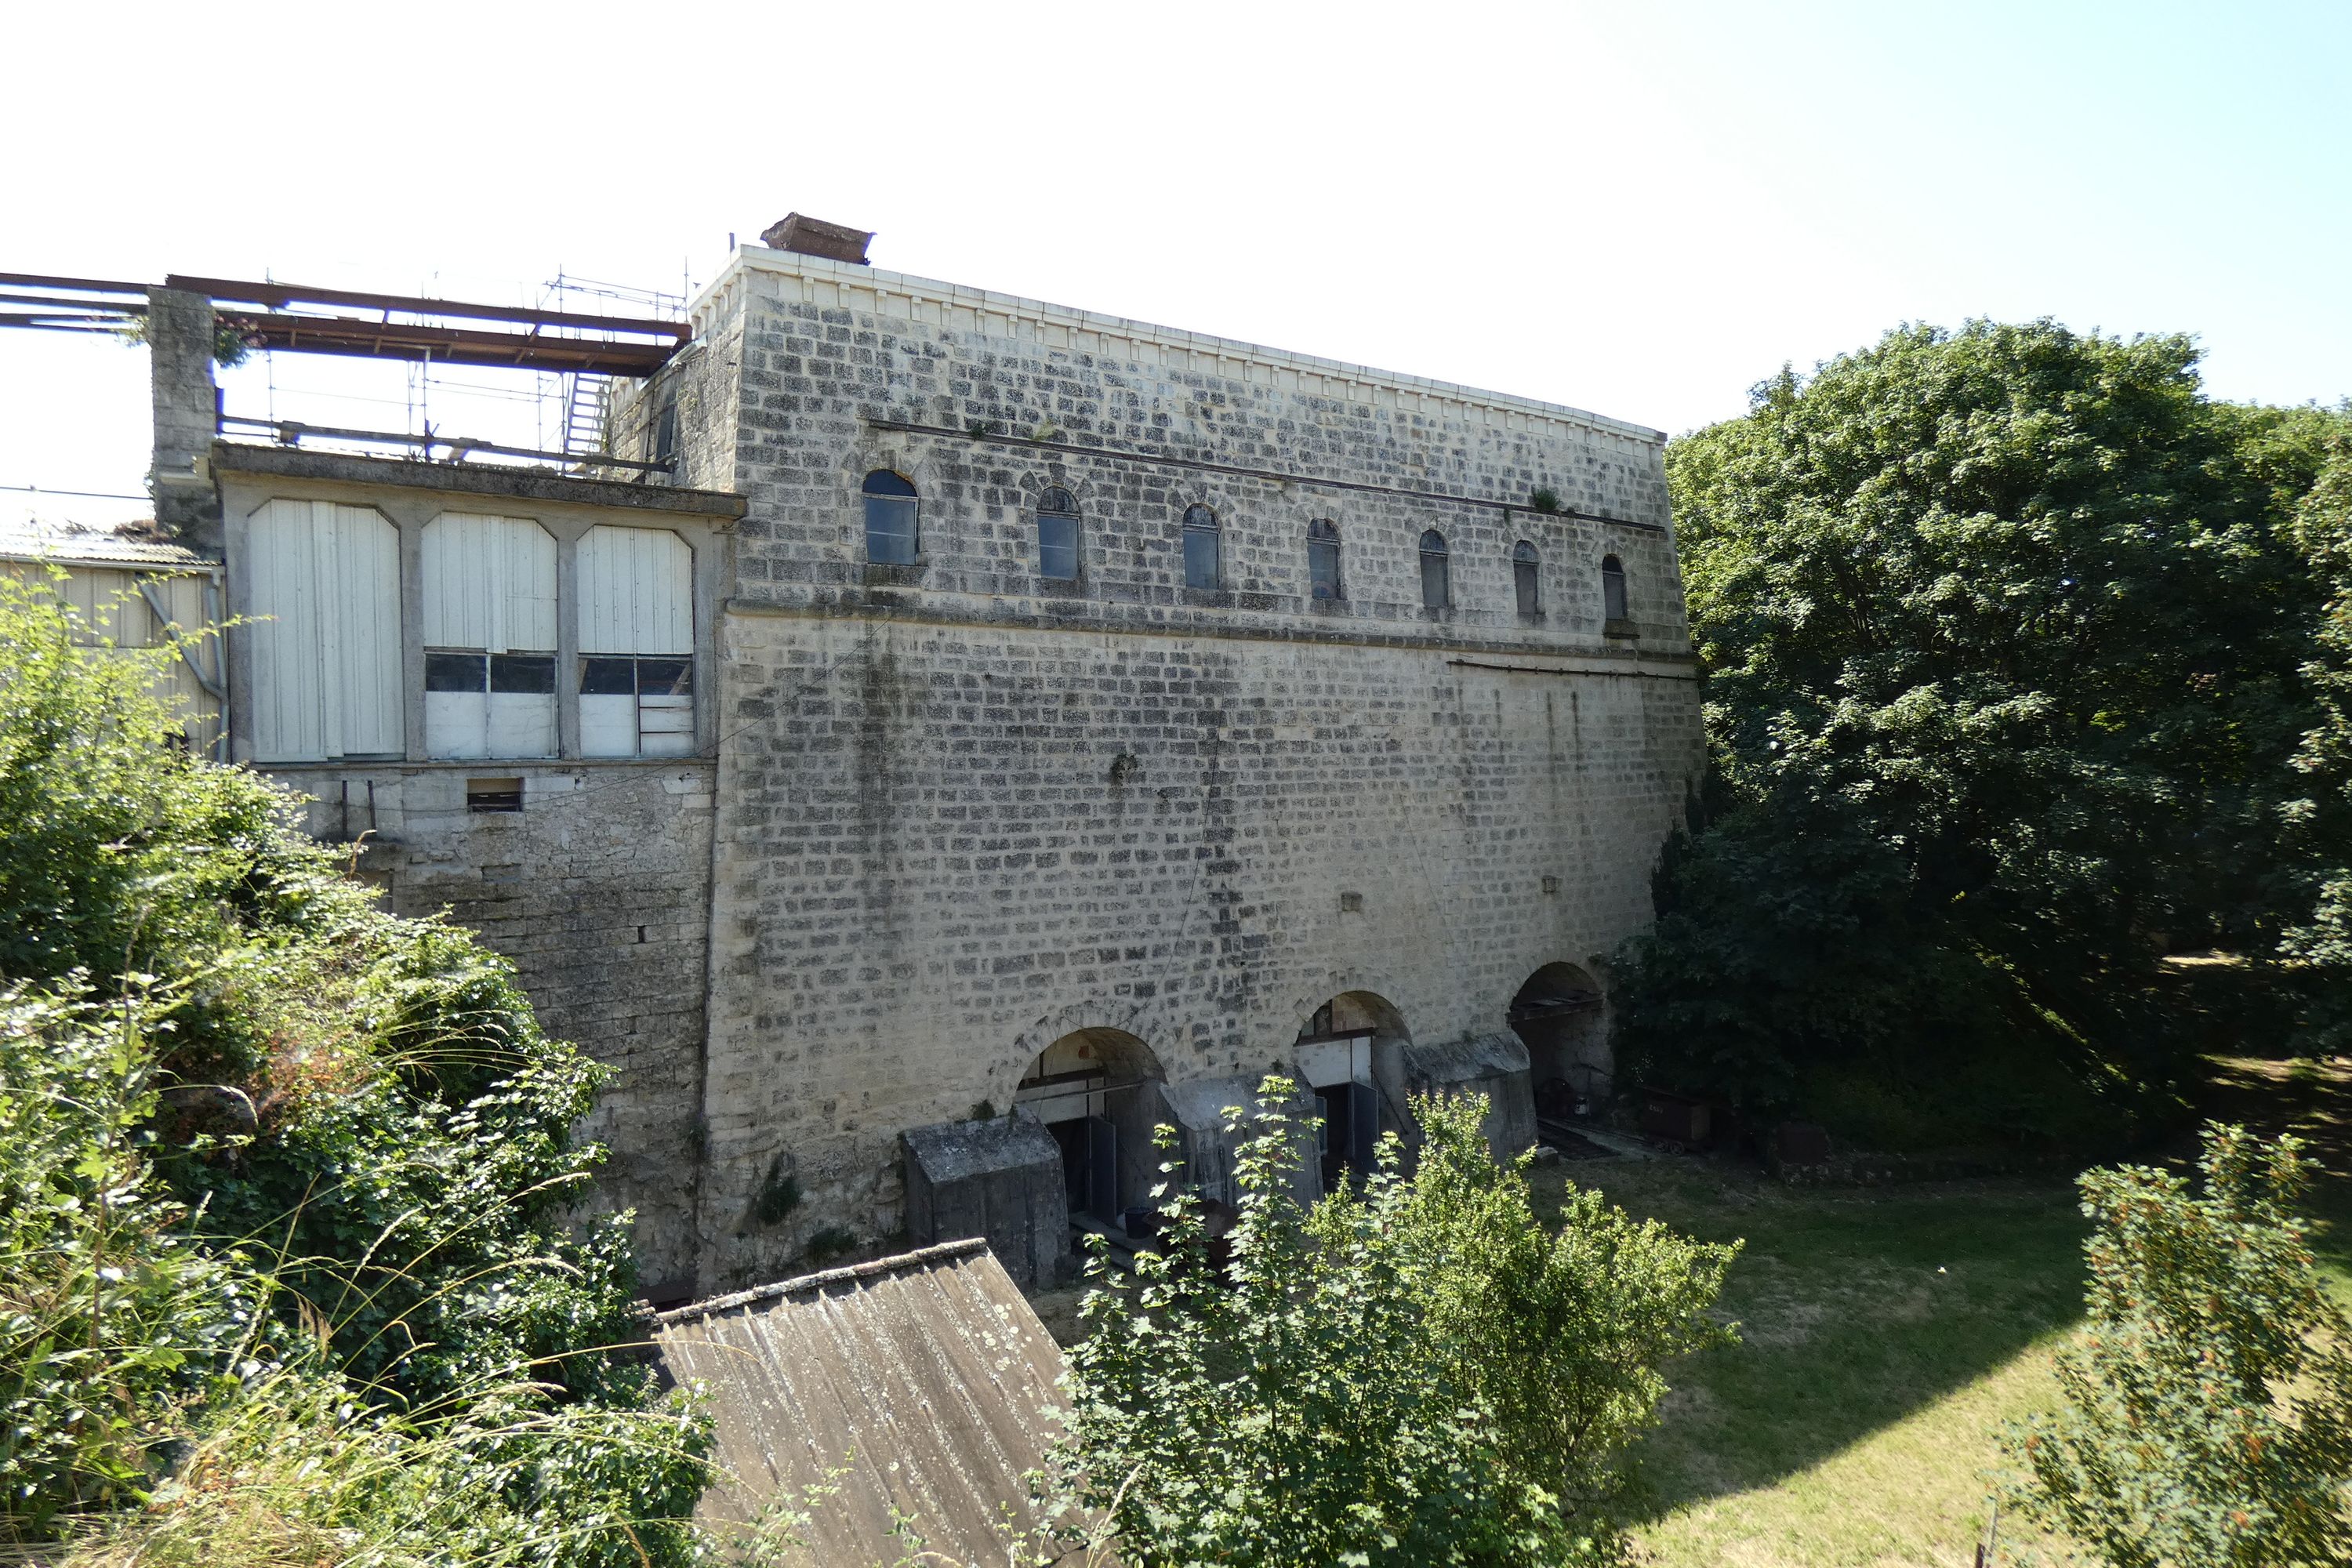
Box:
[580, 655, 637, 695]
[583, 655, 695, 759]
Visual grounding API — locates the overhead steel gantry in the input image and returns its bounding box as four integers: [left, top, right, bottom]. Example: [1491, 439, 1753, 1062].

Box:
[0, 270, 688, 376]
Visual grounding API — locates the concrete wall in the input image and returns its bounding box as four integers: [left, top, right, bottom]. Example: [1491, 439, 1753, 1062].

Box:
[640, 248, 1703, 1290]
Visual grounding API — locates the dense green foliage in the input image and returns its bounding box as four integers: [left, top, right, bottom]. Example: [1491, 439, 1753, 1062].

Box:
[2281, 430, 2352, 1047]
[1054, 1085, 1737, 1566]
[0, 577, 710, 1562]
[1616, 321, 2352, 1144]
[2006, 1123, 2352, 1565]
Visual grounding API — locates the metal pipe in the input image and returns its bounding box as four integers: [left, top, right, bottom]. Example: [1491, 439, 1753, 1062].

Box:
[216, 415, 671, 474]
[167, 273, 687, 339]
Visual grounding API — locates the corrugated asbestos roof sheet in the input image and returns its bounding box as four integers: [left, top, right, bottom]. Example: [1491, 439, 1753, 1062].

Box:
[652, 1239, 1076, 1566]
[0, 515, 211, 569]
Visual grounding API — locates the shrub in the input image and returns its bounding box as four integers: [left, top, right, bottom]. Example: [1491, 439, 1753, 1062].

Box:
[1053, 1083, 1738, 1566]
[0, 989, 255, 1537]
[0, 578, 713, 1560]
[2005, 1123, 2352, 1565]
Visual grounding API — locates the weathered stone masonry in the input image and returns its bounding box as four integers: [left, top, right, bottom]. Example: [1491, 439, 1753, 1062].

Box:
[194, 244, 1704, 1301]
[620, 247, 1704, 1292]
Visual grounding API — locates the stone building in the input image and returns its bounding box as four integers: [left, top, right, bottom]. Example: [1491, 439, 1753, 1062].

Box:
[138, 223, 1699, 1301]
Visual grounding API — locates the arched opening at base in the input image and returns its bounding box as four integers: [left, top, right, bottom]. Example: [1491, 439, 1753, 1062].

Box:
[1014, 1029, 1164, 1227]
[1294, 992, 1410, 1192]
[1509, 963, 1608, 1135]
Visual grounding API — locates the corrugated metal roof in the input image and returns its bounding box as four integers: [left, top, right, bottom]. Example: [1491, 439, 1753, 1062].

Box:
[0, 514, 212, 569]
[653, 1240, 1080, 1566]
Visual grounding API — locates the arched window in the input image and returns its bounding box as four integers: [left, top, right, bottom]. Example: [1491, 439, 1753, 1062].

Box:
[1037, 486, 1080, 581]
[862, 470, 918, 564]
[1601, 554, 1629, 623]
[1513, 539, 1541, 616]
[1419, 528, 1450, 611]
[1308, 519, 1341, 601]
[1182, 503, 1221, 590]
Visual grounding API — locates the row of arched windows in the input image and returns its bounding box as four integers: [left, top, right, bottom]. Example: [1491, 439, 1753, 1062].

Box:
[862, 470, 1633, 622]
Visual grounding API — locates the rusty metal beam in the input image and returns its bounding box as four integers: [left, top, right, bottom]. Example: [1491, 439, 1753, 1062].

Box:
[0, 289, 143, 312]
[0, 313, 137, 332]
[166, 274, 687, 339]
[0, 270, 153, 296]
[216, 415, 670, 474]
[216, 311, 676, 374]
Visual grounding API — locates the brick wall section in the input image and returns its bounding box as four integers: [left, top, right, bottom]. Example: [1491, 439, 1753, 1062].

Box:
[270, 762, 716, 1299]
[633, 250, 1704, 1292]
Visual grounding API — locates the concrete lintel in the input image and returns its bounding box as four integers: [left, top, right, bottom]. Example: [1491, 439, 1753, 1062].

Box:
[208, 441, 747, 521]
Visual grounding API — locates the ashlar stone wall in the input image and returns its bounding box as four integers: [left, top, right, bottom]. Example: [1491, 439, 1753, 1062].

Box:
[633, 248, 1704, 1292]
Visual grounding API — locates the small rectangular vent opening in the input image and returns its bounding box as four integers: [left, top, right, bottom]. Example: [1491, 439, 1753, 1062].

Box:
[466, 776, 524, 814]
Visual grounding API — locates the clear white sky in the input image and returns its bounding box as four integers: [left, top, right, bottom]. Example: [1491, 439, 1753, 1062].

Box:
[3, 0, 2346, 528]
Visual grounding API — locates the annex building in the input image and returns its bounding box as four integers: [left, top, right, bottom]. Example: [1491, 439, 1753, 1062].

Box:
[34, 220, 1700, 1301]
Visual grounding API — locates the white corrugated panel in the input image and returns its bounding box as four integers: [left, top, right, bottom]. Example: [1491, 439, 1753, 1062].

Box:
[246, 499, 401, 761]
[422, 514, 557, 654]
[578, 525, 691, 654]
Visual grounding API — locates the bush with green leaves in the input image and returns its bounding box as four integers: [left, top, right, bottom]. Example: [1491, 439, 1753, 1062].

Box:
[1615, 322, 2351, 1143]
[0, 989, 256, 1537]
[2005, 1123, 2352, 1566]
[2281, 426, 2352, 1050]
[1052, 1083, 1738, 1566]
[0, 575, 713, 1562]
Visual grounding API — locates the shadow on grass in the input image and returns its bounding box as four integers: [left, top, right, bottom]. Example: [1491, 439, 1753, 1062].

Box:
[2193, 1051, 2352, 1281]
[1541, 1047, 2352, 1523]
[1531, 1158, 2089, 1517]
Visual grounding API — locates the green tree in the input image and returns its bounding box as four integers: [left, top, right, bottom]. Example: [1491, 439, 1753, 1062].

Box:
[1617, 322, 2344, 1143]
[2005, 1123, 2352, 1566]
[2280, 425, 2352, 1049]
[1052, 1084, 1737, 1566]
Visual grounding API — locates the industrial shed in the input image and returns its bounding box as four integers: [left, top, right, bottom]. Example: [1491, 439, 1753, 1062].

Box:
[651, 1239, 1086, 1566]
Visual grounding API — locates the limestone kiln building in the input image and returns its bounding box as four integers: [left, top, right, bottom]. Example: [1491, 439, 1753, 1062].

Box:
[103, 220, 1700, 1300]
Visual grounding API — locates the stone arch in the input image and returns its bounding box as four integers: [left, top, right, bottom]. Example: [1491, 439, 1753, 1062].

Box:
[1011, 1024, 1168, 1224]
[1509, 961, 1610, 1126]
[837, 441, 945, 551]
[1290, 989, 1411, 1192]
[1014, 466, 1107, 511]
